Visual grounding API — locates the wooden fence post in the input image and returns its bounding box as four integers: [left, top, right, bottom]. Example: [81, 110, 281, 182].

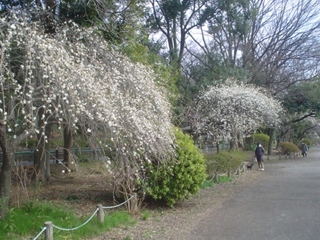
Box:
[44, 221, 53, 240]
[228, 169, 231, 177]
[214, 173, 219, 183]
[97, 204, 104, 223]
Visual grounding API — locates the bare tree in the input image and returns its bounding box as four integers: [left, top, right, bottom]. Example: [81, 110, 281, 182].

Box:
[188, 0, 320, 93]
[240, 0, 320, 92]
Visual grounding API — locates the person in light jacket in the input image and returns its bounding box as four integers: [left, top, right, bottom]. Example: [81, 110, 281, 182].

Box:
[301, 142, 308, 157]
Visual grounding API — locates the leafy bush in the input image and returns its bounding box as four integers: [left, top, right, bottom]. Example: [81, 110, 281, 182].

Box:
[48, 139, 64, 148]
[299, 139, 312, 148]
[19, 139, 37, 149]
[205, 151, 246, 176]
[145, 128, 207, 207]
[253, 133, 270, 149]
[74, 138, 90, 148]
[279, 142, 300, 155]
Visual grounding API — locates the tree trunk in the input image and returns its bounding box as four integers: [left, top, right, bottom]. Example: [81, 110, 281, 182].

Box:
[0, 121, 14, 219]
[63, 124, 72, 168]
[229, 139, 235, 150]
[268, 128, 274, 156]
[45, 124, 52, 180]
[35, 108, 52, 181]
[37, 132, 46, 182]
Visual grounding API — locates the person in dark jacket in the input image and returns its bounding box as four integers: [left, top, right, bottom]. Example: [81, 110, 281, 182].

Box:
[301, 142, 308, 157]
[255, 143, 265, 170]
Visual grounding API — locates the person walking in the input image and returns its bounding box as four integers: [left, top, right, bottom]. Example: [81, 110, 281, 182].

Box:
[255, 143, 265, 170]
[301, 142, 308, 157]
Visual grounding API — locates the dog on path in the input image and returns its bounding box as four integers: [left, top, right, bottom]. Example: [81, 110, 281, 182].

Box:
[246, 163, 254, 170]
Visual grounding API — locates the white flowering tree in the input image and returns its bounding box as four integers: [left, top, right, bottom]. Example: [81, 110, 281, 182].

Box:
[194, 80, 284, 149]
[0, 14, 174, 216]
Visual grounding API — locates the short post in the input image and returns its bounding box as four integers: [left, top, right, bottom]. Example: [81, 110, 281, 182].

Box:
[236, 167, 240, 175]
[228, 169, 231, 177]
[55, 148, 59, 163]
[97, 204, 104, 223]
[44, 221, 53, 240]
[214, 173, 219, 183]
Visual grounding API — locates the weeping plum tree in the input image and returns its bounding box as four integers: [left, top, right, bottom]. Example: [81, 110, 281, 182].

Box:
[194, 79, 284, 150]
[0, 13, 174, 216]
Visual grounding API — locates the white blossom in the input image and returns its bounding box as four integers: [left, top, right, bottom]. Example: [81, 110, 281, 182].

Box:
[0, 13, 175, 184]
[195, 79, 285, 146]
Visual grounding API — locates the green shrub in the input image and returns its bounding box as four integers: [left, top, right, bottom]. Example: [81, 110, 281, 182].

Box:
[253, 133, 270, 149]
[145, 128, 207, 207]
[205, 151, 246, 176]
[74, 138, 90, 148]
[19, 139, 37, 149]
[47, 139, 63, 148]
[279, 142, 300, 155]
[299, 139, 312, 148]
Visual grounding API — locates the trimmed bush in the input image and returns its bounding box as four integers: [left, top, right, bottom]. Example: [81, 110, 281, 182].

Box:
[145, 128, 207, 207]
[279, 142, 300, 155]
[253, 133, 270, 150]
[205, 150, 246, 176]
[299, 139, 312, 148]
[19, 139, 37, 149]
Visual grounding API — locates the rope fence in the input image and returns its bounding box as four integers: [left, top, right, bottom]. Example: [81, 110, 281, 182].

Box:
[32, 195, 135, 240]
[205, 151, 302, 183]
[276, 152, 302, 160]
[31, 153, 303, 239]
[206, 162, 246, 183]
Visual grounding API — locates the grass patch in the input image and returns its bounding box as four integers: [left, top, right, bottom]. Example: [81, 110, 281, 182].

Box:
[218, 175, 233, 183]
[201, 175, 233, 189]
[140, 210, 150, 221]
[201, 180, 215, 188]
[0, 201, 135, 240]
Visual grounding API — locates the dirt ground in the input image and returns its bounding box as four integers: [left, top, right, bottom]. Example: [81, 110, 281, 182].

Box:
[11, 159, 262, 240]
[11, 161, 114, 215]
[89, 166, 262, 240]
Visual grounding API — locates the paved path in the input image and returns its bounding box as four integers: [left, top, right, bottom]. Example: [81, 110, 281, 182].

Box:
[189, 147, 320, 240]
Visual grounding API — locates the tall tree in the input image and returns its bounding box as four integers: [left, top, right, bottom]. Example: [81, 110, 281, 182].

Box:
[199, 0, 254, 68]
[188, 0, 320, 94]
[278, 80, 320, 143]
[242, 0, 320, 92]
[147, 0, 207, 69]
